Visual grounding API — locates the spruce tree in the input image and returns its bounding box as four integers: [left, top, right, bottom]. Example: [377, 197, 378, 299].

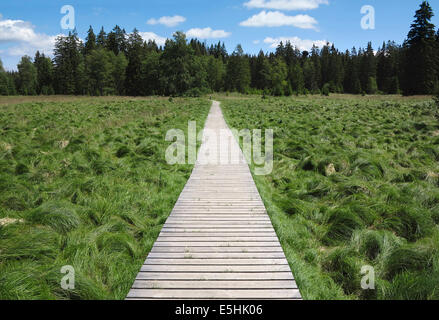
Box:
[34, 51, 54, 94]
[270, 57, 288, 96]
[253, 50, 271, 90]
[310, 45, 322, 90]
[0, 59, 9, 95]
[402, 1, 437, 95]
[288, 63, 305, 95]
[125, 29, 146, 96]
[226, 45, 251, 93]
[97, 27, 107, 47]
[17, 56, 37, 95]
[84, 26, 97, 55]
[159, 32, 195, 95]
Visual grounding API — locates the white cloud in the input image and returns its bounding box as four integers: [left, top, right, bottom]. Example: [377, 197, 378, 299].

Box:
[186, 28, 231, 39]
[253, 40, 261, 44]
[264, 36, 329, 50]
[147, 15, 186, 27]
[0, 17, 60, 57]
[244, 0, 329, 11]
[139, 32, 168, 46]
[240, 11, 319, 30]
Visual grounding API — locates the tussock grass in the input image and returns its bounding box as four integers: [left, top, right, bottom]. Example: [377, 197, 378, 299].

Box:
[220, 94, 439, 300]
[0, 96, 210, 299]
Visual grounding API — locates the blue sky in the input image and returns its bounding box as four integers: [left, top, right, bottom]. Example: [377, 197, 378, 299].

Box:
[1, 0, 439, 70]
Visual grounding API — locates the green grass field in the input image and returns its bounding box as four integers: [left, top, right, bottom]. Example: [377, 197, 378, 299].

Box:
[0, 96, 210, 299]
[220, 94, 439, 300]
[1, 94, 438, 300]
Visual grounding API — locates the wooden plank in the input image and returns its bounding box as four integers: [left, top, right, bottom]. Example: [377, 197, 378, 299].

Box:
[147, 252, 286, 259]
[159, 226, 274, 229]
[161, 228, 275, 233]
[140, 265, 292, 272]
[127, 289, 302, 299]
[132, 280, 298, 289]
[166, 217, 269, 221]
[150, 246, 285, 253]
[169, 215, 267, 218]
[158, 233, 277, 237]
[144, 258, 288, 265]
[156, 237, 279, 242]
[135, 272, 294, 281]
[153, 242, 282, 247]
[161, 221, 273, 225]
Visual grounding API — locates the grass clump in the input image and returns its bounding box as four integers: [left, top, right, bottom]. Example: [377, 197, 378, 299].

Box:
[28, 201, 80, 234]
[381, 244, 435, 280]
[323, 209, 364, 245]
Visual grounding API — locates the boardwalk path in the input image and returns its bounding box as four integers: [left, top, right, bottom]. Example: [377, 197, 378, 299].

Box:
[127, 101, 301, 300]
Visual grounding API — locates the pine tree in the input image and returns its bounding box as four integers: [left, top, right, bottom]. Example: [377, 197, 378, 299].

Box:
[112, 52, 128, 95]
[0, 59, 9, 95]
[206, 55, 225, 92]
[17, 56, 37, 95]
[377, 41, 401, 94]
[125, 29, 146, 96]
[53, 31, 86, 94]
[402, 1, 437, 95]
[303, 59, 318, 93]
[320, 44, 331, 86]
[310, 45, 322, 90]
[84, 26, 97, 55]
[140, 50, 160, 95]
[226, 45, 251, 93]
[107, 25, 127, 55]
[344, 48, 362, 94]
[252, 50, 271, 90]
[360, 42, 377, 94]
[159, 32, 195, 95]
[288, 63, 305, 95]
[7, 72, 17, 95]
[85, 48, 115, 95]
[270, 57, 288, 96]
[34, 51, 54, 95]
[97, 27, 107, 47]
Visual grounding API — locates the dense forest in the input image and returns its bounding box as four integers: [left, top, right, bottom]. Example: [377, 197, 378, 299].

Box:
[0, 1, 438, 97]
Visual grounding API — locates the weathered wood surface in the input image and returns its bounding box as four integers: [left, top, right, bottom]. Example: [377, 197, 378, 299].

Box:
[126, 101, 301, 300]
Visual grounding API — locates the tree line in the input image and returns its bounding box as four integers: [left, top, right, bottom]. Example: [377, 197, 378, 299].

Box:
[0, 1, 438, 97]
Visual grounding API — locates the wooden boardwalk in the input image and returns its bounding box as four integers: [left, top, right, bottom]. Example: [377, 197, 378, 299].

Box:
[126, 101, 301, 300]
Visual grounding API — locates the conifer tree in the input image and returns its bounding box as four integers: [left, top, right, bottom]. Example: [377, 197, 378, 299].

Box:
[84, 26, 97, 55]
[226, 45, 251, 93]
[97, 27, 107, 47]
[0, 59, 9, 95]
[125, 29, 146, 96]
[17, 56, 37, 95]
[34, 51, 54, 94]
[402, 1, 437, 95]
